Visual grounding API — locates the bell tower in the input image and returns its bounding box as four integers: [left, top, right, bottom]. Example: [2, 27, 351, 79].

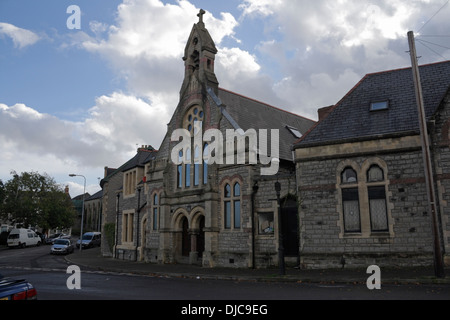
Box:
[180, 9, 219, 98]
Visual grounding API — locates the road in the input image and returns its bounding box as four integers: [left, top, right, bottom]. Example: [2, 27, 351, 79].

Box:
[1, 244, 449, 302]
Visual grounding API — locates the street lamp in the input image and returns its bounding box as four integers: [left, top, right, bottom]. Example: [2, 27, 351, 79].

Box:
[69, 174, 86, 252]
[275, 180, 285, 275]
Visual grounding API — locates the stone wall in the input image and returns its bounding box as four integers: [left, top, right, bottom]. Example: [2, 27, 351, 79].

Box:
[296, 140, 436, 269]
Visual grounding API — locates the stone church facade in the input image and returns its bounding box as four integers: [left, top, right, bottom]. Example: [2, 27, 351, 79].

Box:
[100, 11, 315, 268]
[100, 10, 450, 270]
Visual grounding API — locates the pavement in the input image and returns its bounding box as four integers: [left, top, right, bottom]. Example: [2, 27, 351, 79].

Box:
[64, 247, 450, 285]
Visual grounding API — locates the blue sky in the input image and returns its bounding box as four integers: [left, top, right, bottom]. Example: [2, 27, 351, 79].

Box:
[1, 0, 450, 197]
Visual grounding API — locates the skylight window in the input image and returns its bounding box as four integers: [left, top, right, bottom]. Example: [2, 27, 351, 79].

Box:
[286, 125, 303, 139]
[370, 101, 389, 111]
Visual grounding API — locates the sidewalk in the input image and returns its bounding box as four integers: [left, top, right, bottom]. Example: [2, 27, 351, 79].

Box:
[65, 247, 450, 285]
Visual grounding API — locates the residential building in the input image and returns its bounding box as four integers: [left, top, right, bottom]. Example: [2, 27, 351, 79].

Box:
[293, 61, 450, 268]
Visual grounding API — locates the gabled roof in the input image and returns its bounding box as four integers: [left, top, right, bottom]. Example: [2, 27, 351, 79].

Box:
[100, 146, 157, 188]
[215, 88, 316, 161]
[121, 146, 157, 172]
[295, 60, 450, 148]
[85, 189, 103, 202]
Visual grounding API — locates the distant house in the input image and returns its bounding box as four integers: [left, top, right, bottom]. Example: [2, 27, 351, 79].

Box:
[84, 190, 103, 232]
[293, 61, 450, 268]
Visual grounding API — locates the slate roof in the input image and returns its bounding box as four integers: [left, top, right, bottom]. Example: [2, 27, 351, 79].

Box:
[295, 60, 450, 148]
[100, 146, 157, 188]
[85, 189, 103, 202]
[214, 88, 316, 161]
[120, 146, 157, 172]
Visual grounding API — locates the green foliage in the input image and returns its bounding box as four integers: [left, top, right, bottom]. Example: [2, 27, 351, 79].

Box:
[0, 171, 76, 230]
[103, 223, 116, 253]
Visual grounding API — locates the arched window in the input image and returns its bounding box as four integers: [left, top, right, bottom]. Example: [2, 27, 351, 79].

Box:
[177, 105, 206, 190]
[367, 165, 384, 182]
[177, 150, 183, 189]
[223, 181, 242, 229]
[203, 143, 209, 185]
[340, 167, 360, 233]
[184, 105, 204, 136]
[194, 146, 200, 186]
[367, 165, 388, 232]
[342, 167, 357, 183]
[185, 148, 191, 187]
[337, 160, 392, 237]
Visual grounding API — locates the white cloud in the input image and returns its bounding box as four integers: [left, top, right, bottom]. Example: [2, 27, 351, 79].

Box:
[3, 0, 450, 190]
[0, 92, 168, 190]
[0, 22, 41, 49]
[238, 0, 283, 17]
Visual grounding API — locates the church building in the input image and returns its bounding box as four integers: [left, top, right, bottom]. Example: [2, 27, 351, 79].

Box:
[100, 10, 315, 268]
[100, 9, 450, 271]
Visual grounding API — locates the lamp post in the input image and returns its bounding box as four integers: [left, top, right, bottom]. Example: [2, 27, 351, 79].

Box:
[275, 180, 285, 275]
[69, 174, 86, 252]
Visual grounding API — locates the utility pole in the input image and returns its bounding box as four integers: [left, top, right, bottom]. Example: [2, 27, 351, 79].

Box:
[408, 31, 445, 278]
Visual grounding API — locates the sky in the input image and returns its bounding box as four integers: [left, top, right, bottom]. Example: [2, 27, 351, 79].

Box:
[1, 0, 450, 197]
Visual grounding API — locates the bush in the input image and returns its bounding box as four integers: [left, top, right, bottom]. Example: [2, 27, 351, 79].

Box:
[103, 223, 115, 254]
[0, 231, 9, 245]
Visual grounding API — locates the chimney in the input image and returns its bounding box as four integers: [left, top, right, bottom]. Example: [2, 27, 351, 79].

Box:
[64, 185, 69, 195]
[318, 105, 334, 121]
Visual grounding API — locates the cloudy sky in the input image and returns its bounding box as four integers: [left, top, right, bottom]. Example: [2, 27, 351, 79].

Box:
[1, 0, 450, 197]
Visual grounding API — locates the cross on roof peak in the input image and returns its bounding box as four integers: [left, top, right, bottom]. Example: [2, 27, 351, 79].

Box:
[197, 9, 205, 24]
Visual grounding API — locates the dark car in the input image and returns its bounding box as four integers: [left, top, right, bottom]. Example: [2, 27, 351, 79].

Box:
[45, 233, 70, 245]
[0, 273, 37, 300]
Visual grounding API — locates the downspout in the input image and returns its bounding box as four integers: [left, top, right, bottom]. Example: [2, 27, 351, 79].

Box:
[135, 187, 141, 262]
[251, 181, 259, 269]
[115, 192, 120, 259]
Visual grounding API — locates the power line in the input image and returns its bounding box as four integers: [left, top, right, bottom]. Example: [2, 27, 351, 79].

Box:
[416, 39, 449, 61]
[418, 0, 450, 33]
[417, 39, 450, 50]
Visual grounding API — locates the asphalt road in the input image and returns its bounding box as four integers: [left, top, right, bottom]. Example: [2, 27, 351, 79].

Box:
[1, 244, 449, 302]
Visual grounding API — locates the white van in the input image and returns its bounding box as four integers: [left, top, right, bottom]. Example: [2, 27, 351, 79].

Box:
[7, 228, 42, 248]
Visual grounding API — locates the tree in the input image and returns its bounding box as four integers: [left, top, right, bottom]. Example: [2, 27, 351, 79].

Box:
[0, 171, 76, 230]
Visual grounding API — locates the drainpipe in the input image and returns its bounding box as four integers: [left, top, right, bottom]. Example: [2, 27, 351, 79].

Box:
[115, 192, 120, 259]
[251, 181, 259, 269]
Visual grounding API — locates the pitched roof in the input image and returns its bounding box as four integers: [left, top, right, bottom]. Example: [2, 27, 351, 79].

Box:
[100, 146, 157, 188]
[295, 60, 450, 148]
[85, 189, 103, 201]
[214, 88, 316, 161]
[121, 146, 157, 172]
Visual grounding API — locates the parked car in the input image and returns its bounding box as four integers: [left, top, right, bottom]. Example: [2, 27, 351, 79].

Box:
[50, 239, 74, 255]
[0, 273, 37, 300]
[45, 233, 70, 245]
[76, 232, 101, 249]
[6, 228, 41, 248]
